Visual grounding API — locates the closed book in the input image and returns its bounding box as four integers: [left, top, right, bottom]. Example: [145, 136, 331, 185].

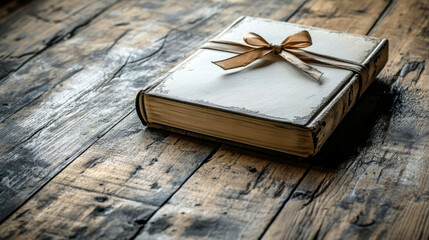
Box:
[135, 16, 388, 157]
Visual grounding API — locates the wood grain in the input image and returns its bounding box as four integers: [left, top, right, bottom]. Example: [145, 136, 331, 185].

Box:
[0, 0, 227, 222]
[133, 0, 395, 239]
[0, 0, 306, 236]
[0, 0, 119, 84]
[0, 116, 217, 239]
[289, 0, 390, 35]
[136, 146, 308, 240]
[0, 0, 427, 239]
[262, 0, 429, 239]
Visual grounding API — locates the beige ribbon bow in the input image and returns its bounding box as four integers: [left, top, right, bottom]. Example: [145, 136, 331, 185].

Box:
[202, 30, 367, 82]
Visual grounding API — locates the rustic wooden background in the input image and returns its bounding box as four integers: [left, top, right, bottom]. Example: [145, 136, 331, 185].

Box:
[0, 0, 427, 239]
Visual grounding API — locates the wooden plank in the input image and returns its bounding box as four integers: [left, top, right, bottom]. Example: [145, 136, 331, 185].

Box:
[1, 1, 424, 239]
[0, 0, 227, 222]
[289, 0, 391, 34]
[0, 116, 217, 239]
[137, 146, 307, 239]
[262, 0, 429, 239]
[137, 146, 308, 240]
[0, 0, 306, 231]
[0, 0, 199, 123]
[132, 0, 394, 239]
[0, 0, 119, 83]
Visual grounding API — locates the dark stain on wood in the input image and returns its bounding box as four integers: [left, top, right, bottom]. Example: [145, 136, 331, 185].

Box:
[291, 190, 313, 200]
[273, 181, 287, 198]
[0, 0, 428, 239]
[165, 166, 173, 173]
[13, 209, 30, 220]
[150, 182, 161, 189]
[182, 217, 241, 239]
[148, 158, 158, 166]
[94, 196, 108, 202]
[147, 216, 173, 235]
[83, 157, 105, 169]
[91, 206, 114, 217]
[129, 165, 143, 179]
[69, 226, 88, 239]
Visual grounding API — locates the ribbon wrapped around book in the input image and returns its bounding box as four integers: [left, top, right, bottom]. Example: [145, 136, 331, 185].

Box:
[202, 30, 368, 82]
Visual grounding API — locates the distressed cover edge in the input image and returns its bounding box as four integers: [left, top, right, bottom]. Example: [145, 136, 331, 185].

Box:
[136, 16, 389, 157]
[308, 39, 389, 155]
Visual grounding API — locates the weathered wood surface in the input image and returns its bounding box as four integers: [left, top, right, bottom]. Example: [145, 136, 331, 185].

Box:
[135, 0, 398, 239]
[0, 0, 241, 222]
[263, 0, 429, 239]
[0, 0, 119, 85]
[0, 116, 218, 239]
[0, 0, 305, 230]
[0, 0, 428, 239]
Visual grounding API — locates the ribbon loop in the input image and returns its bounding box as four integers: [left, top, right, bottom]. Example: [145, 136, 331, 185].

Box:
[281, 30, 312, 48]
[201, 30, 367, 83]
[243, 32, 270, 47]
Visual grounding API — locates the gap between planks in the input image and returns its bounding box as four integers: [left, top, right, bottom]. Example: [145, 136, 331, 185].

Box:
[0, 0, 311, 234]
[257, 0, 396, 238]
[0, 0, 422, 237]
[129, 145, 221, 239]
[0, 0, 123, 85]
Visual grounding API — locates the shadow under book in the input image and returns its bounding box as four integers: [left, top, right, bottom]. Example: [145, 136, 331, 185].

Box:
[135, 16, 388, 157]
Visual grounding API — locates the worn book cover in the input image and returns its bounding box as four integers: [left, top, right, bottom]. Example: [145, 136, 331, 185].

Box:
[136, 16, 388, 157]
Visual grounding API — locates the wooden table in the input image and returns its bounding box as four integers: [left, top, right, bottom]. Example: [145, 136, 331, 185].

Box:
[0, 0, 427, 239]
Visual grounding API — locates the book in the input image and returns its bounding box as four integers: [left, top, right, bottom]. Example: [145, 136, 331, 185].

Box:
[135, 16, 388, 157]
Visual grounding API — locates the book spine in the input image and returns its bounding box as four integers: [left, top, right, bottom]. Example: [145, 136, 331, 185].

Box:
[135, 17, 249, 128]
[308, 39, 389, 155]
[360, 39, 390, 97]
[135, 90, 148, 126]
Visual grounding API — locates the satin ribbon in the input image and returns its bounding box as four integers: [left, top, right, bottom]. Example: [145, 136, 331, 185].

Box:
[201, 30, 368, 82]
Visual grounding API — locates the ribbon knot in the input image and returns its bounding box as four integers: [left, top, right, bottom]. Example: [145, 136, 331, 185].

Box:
[201, 30, 368, 82]
[270, 44, 282, 54]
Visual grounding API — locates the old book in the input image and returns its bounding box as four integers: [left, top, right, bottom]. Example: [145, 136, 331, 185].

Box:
[135, 16, 388, 157]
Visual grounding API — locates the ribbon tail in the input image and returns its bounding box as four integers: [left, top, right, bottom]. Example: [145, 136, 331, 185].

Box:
[212, 48, 271, 70]
[291, 49, 368, 83]
[278, 51, 323, 81]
